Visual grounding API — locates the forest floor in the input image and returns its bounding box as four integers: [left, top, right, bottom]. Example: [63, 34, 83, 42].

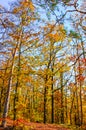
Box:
[0, 122, 85, 130]
[0, 122, 73, 130]
[0, 119, 86, 130]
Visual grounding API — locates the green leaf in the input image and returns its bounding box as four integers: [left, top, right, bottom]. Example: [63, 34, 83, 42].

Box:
[69, 30, 81, 39]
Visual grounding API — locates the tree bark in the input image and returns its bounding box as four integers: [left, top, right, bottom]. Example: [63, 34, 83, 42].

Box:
[2, 44, 18, 127]
[60, 72, 64, 124]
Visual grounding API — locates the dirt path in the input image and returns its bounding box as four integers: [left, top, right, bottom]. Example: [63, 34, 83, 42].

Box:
[0, 122, 70, 130]
[25, 122, 70, 130]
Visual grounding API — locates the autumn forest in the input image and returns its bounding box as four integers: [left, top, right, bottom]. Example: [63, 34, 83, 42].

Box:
[0, 0, 86, 129]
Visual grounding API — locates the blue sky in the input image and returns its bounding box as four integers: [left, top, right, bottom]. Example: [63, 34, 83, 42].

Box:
[0, 0, 15, 8]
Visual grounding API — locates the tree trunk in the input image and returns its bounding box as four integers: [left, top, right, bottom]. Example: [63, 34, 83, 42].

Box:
[2, 67, 14, 127]
[65, 86, 68, 123]
[60, 72, 64, 124]
[13, 40, 21, 121]
[70, 91, 75, 125]
[13, 82, 18, 121]
[44, 86, 47, 123]
[2, 44, 18, 127]
[51, 64, 54, 123]
[77, 44, 83, 126]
